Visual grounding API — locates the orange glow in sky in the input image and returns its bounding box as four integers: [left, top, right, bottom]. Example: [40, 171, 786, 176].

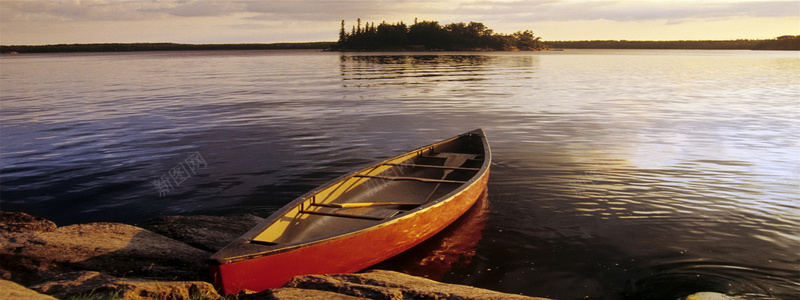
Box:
[1, 0, 798, 44]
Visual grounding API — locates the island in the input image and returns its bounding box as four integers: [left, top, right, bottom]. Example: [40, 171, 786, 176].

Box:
[333, 19, 545, 51]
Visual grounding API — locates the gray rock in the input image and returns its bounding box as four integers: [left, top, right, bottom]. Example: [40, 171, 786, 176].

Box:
[0, 211, 56, 233]
[1, 212, 59, 283]
[0, 279, 58, 300]
[29, 271, 220, 300]
[0, 220, 210, 284]
[285, 269, 552, 300]
[140, 214, 264, 252]
[241, 287, 366, 300]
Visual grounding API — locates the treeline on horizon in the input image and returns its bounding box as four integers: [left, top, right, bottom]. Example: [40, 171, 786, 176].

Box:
[334, 19, 544, 51]
[547, 35, 800, 50]
[0, 42, 335, 54]
[1, 35, 797, 54]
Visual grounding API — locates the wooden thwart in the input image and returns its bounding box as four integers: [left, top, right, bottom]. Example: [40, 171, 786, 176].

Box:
[298, 209, 395, 220]
[334, 207, 401, 219]
[381, 163, 479, 171]
[312, 202, 420, 208]
[421, 152, 482, 160]
[353, 174, 467, 184]
[422, 153, 473, 203]
[298, 153, 475, 221]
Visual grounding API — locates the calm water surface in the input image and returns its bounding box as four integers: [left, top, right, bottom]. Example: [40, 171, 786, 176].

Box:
[1, 50, 798, 299]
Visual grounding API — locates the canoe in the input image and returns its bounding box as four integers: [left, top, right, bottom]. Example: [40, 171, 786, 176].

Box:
[209, 129, 491, 294]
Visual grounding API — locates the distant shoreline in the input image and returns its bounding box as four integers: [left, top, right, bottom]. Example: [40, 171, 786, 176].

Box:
[546, 37, 799, 50]
[2, 37, 797, 54]
[0, 42, 336, 54]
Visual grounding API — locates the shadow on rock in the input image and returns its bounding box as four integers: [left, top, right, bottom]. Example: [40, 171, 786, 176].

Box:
[1, 212, 210, 286]
[29, 271, 219, 300]
[140, 214, 264, 252]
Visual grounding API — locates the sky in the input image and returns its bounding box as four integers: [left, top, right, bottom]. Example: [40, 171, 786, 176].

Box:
[1, 0, 798, 45]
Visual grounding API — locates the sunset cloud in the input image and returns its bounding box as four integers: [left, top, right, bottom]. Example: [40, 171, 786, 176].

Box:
[4, 0, 796, 22]
[1, 0, 798, 44]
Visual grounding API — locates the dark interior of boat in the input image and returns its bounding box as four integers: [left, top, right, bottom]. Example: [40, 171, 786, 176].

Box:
[253, 133, 486, 245]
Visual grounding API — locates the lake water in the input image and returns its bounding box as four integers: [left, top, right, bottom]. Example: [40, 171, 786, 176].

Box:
[1, 49, 798, 299]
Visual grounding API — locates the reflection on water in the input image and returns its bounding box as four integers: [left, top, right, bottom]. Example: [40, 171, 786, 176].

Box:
[1, 50, 798, 299]
[372, 189, 490, 280]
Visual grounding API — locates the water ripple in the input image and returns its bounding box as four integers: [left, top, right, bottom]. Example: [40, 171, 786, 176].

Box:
[1, 50, 798, 300]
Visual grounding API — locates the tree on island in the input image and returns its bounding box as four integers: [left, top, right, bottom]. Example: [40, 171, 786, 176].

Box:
[334, 19, 544, 51]
[753, 35, 800, 50]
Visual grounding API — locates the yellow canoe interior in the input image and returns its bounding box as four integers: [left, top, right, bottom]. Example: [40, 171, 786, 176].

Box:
[250, 130, 487, 245]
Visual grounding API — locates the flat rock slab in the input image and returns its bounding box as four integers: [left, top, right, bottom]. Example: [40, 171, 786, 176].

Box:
[0, 279, 58, 300]
[1, 216, 210, 285]
[140, 214, 264, 252]
[0, 211, 56, 233]
[241, 287, 366, 300]
[1, 212, 59, 282]
[29, 271, 220, 300]
[284, 269, 552, 300]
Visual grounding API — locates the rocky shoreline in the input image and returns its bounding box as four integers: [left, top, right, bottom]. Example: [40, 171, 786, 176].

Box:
[0, 211, 551, 300]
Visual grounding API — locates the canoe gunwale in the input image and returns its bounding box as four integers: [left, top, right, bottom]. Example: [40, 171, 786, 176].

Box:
[209, 129, 490, 265]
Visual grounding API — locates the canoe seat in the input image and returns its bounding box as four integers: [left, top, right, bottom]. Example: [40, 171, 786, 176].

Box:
[381, 163, 480, 171]
[353, 174, 467, 184]
[312, 202, 420, 208]
[421, 153, 482, 160]
[298, 207, 400, 220]
[334, 207, 400, 219]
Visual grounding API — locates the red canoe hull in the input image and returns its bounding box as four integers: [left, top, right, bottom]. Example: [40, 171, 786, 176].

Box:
[210, 170, 489, 294]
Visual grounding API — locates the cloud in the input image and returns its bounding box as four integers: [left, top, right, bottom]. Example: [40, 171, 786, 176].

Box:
[2, 0, 796, 23]
[158, 1, 249, 18]
[0, 0, 435, 23]
[240, 1, 448, 22]
[0, 0, 251, 22]
[452, 0, 800, 22]
[2, 1, 159, 22]
[1, 0, 796, 44]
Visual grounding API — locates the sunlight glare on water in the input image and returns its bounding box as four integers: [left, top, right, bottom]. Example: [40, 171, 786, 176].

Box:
[1, 49, 798, 299]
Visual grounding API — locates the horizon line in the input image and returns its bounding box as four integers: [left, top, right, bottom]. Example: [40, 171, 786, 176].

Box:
[3, 36, 797, 47]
